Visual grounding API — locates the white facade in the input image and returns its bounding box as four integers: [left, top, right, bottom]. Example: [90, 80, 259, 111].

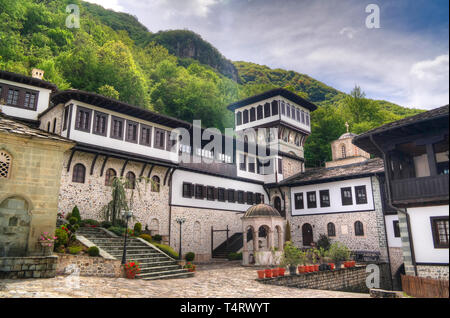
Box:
[385, 214, 402, 248]
[291, 177, 375, 216]
[407, 205, 449, 264]
[0, 79, 52, 121]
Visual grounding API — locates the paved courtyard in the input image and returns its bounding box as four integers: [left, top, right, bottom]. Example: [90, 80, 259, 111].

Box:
[0, 262, 369, 298]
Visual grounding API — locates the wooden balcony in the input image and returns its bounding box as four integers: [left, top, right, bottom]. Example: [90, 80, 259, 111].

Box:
[391, 174, 449, 205]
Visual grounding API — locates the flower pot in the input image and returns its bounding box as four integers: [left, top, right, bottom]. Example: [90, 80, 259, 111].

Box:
[188, 268, 195, 272]
[351, 261, 356, 267]
[335, 261, 342, 269]
[265, 269, 272, 278]
[288, 265, 297, 276]
[298, 265, 305, 273]
[125, 271, 137, 279]
[278, 268, 285, 276]
[272, 268, 278, 277]
[314, 264, 319, 272]
[257, 270, 265, 279]
[328, 263, 335, 270]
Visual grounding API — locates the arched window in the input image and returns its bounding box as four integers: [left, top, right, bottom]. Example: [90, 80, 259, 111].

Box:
[72, 164, 86, 183]
[354, 221, 364, 236]
[52, 118, 57, 133]
[105, 168, 116, 186]
[327, 222, 336, 237]
[0, 150, 12, 179]
[47, 122, 51, 132]
[125, 171, 136, 189]
[151, 175, 160, 192]
[341, 145, 346, 159]
[295, 135, 300, 146]
[236, 111, 242, 126]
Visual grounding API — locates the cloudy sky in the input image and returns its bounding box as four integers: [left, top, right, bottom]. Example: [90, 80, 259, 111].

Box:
[85, 0, 449, 109]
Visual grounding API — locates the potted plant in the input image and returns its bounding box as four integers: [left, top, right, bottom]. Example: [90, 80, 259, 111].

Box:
[257, 270, 265, 279]
[297, 250, 307, 273]
[39, 232, 57, 256]
[281, 242, 302, 275]
[264, 269, 272, 278]
[124, 261, 140, 279]
[278, 267, 286, 276]
[327, 242, 350, 269]
[184, 262, 196, 272]
[271, 268, 279, 277]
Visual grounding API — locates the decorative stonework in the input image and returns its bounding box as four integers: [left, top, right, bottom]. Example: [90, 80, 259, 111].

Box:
[282, 156, 303, 179]
[56, 254, 123, 278]
[416, 265, 449, 281]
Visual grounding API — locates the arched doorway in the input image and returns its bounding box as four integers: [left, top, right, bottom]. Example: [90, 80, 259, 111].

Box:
[0, 196, 31, 257]
[302, 223, 313, 246]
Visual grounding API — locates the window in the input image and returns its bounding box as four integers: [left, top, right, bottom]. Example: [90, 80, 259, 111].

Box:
[72, 164, 86, 183]
[125, 172, 136, 189]
[320, 190, 330, 207]
[354, 221, 364, 236]
[166, 131, 177, 152]
[218, 188, 225, 202]
[278, 158, 283, 174]
[355, 186, 368, 204]
[195, 184, 204, 199]
[281, 101, 285, 115]
[264, 103, 271, 118]
[52, 118, 57, 133]
[183, 182, 193, 198]
[207, 186, 215, 201]
[327, 223, 336, 237]
[7, 89, 19, 106]
[151, 176, 160, 192]
[110, 116, 124, 140]
[301, 110, 305, 123]
[125, 120, 139, 143]
[286, 104, 291, 117]
[296, 109, 300, 122]
[431, 217, 449, 248]
[140, 124, 152, 147]
[255, 193, 262, 204]
[307, 191, 317, 209]
[246, 191, 254, 205]
[341, 145, 346, 159]
[305, 113, 310, 126]
[227, 189, 235, 202]
[250, 107, 256, 121]
[294, 193, 304, 209]
[237, 191, 245, 204]
[393, 220, 400, 238]
[75, 106, 92, 132]
[248, 157, 255, 173]
[24, 92, 37, 109]
[63, 106, 70, 131]
[437, 161, 449, 175]
[341, 187, 353, 205]
[105, 168, 116, 186]
[239, 154, 247, 171]
[291, 106, 296, 119]
[257, 105, 263, 120]
[271, 100, 279, 115]
[93, 111, 108, 136]
[154, 129, 166, 150]
[236, 112, 242, 126]
[0, 150, 12, 179]
[243, 109, 249, 124]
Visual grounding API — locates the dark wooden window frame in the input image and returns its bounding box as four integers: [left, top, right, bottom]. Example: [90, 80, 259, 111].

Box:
[105, 168, 117, 186]
[243, 109, 249, 124]
[393, 220, 401, 238]
[72, 163, 86, 183]
[93, 111, 109, 137]
[264, 103, 271, 118]
[140, 124, 152, 147]
[207, 186, 215, 201]
[271, 100, 279, 116]
[195, 184, 204, 199]
[63, 106, 70, 131]
[327, 222, 336, 237]
[125, 171, 136, 189]
[246, 191, 254, 205]
[257, 105, 263, 120]
[237, 191, 245, 204]
[125, 119, 139, 144]
[341, 187, 353, 206]
[236, 111, 242, 126]
[319, 189, 331, 207]
[250, 107, 256, 122]
[281, 101, 285, 115]
[183, 182, 193, 198]
[355, 185, 368, 204]
[431, 216, 449, 248]
[294, 193, 304, 210]
[227, 189, 235, 203]
[75, 106, 92, 133]
[307, 191, 317, 209]
[110, 116, 125, 140]
[354, 221, 364, 236]
[154, 128, 166, 150]
[218, 188, 226, 202]
[0, 83, 39, 111]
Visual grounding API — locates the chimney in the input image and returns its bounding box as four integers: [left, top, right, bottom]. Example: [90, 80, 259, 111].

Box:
[31, 68, 44, 80]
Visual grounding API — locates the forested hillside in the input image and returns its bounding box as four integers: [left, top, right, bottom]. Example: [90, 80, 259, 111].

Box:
[0, 0, 424, 167]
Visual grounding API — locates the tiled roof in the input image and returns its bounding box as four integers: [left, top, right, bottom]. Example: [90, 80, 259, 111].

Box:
[0, 69, 58, 91]
[276, 158, 384, 186]
[0, 112, 74, 144]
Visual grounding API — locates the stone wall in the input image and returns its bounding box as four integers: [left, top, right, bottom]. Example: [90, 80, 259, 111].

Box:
[56, 254, 123, 278]
[416, 264, 449, 281]
[281, 156, 303, 179]
[0, 256, 58, 279]
[39, 103, 64, 135]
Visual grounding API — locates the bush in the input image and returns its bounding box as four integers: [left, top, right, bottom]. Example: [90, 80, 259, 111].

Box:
[68, 246, 82, 255]
[101, 221, 112, 228]
[139, 234, 152, 243]
[68, 217, 78, 225]
[227, 252, 243, 261]
[133, 222, 142, 234]
[55, 228, 68, 248]
[327, 242, 351, 263]
[71, 206, 81, 223]
[317, 234, 331, 250]
[152, 234, 162, 242]
[185, 252, 195, 262]
[108, 226, 126, 236]
[153, 243, 179, 259]
[87, 246, 100, 257]
[82, 219, 100, 226]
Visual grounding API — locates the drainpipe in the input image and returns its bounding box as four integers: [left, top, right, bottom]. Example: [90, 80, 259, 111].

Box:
[370, 135, 418, 277]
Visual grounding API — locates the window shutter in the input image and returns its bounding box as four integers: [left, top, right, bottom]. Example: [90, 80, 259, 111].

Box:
[234, 190, 238, 202]
[213, 187, 218, 200]
[202, 185, 207, 198]
[190, 184, 195, 198]
[243, 192, 247, 203]
[253, 193, 257, 203]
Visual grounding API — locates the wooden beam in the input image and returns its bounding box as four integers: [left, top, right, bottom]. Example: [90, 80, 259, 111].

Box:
[139, 163, 147, 178]
[120, 159, 129, 177]
[426, 143, 438, 176]
[66, 149, 76, 172]
[168, 168, 176, 187]
[90, 153, 99, 175]
[100, 156, 109, 177]
[163, 167, 172, 186]
[147, 165, 154, 179]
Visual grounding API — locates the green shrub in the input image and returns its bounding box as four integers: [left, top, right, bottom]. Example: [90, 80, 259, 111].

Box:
[68, 246, 82, 255]
[71, 206, 81, 223]
[227, 252, 243, 261]
[108, 226, 126, 236]
[152, 234, 162, 242]
[317, 234, 331, 250]
[68, 217, 78, 225]
[185, 252, 195, 262]
[87, 246, 100, 257]
[327, 242, 351, 263]
[133, 222, 142, 234]
[55, 228, 68, 247]
[153, 243, 179, 259]
[101, 221, 112, 228]
[139, 234, 152, 243]
[82, 219, 100, 226]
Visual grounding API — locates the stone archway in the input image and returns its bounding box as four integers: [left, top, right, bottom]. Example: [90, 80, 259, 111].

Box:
[0, 196, 31, 257]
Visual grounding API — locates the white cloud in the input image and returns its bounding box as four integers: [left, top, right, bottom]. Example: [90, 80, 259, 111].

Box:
[84, 0, 124, 12]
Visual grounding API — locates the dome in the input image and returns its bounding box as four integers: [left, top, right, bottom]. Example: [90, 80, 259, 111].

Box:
[243, 204, 281, 218]
[339, 132, 357, 140]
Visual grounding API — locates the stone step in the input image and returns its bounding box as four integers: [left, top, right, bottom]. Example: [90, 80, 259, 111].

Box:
[138, 270, 194, 280]
[138, 265, 181, 274]
[108, 253, 169, 260]
[100, 248, 160, 254]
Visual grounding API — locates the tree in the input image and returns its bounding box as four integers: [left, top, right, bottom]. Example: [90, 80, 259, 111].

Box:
[285, 221, 292, 242]
[98, 85, 119, 100]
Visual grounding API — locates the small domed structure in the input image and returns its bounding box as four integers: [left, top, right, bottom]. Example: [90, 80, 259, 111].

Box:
[244, 204, 281, 218]
[339, 132, 357, 140]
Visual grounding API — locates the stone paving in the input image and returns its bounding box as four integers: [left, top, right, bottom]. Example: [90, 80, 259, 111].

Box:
[0, 261, 369, 298]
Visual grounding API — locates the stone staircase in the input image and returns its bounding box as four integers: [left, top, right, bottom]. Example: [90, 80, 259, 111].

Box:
[212, 232, 244, 258]
[76, 227, 194, 280]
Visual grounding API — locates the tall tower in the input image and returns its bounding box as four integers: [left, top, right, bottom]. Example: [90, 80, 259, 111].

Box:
[227, 88, 318, 183]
